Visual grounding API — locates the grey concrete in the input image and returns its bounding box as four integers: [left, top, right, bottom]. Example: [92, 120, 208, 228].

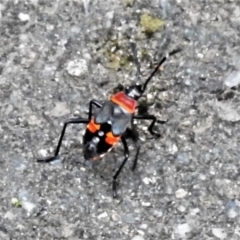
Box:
[0, 0, 240, 239]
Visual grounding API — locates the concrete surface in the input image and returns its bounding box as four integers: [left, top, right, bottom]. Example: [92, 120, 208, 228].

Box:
[0, 0, 240, 239]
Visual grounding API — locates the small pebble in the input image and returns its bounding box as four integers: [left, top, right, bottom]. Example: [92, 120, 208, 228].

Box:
[159, 0, 172, 18]
[38, 149, 48, 158]
[62, 224, 75, 238]
[22, 201, 36, 214]
[175, 223, 191, 238]
[142, 177, 150, 185]
[18, 189, 31, 201]
[66, 59, 88, 77]
[132, 235, 144, 240]
[28, 115, 42, 125]
[175, 188, 188, 198]
[178, 205, 186, 212]
[18, 13, 30, 21]
[176, 152, 190, 165]
[189, 208, 200, 215]
[140, 223, 148, 229]
[212, 101, 240, 122]
[212, 228, 227, 239]
[224, 71, 240, 88]
[141, 202, 151, 207]
[225, 199, 240, 218]
[104, 11, 114, 29]
[82, 0, 91, 14]
[111, 211, 121, 222]
[98, 212, 108, 219]
[169, 144, 178, 154]
[152, 209, 163, 218]
[227, 208, 238, 218]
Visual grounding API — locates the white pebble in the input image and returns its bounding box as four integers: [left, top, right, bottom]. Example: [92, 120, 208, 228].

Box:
[212, 228, 227, 239]
[104, 11, 114, 29]
[197, 53, 204, 58]
[147, 93, 154, 100]
[132, 235, 144, 240]
[142, 177, 150, 185]
[111, 211, 121, 222]
[66, 59, 88, 77]
[140, 223, 148, 229]
[152, 209, 163, 218]
[98, 211, 108, 219]
[224, 71, 240, 88]
[141, 202, 151, 207]
[178, 205, 186, 212]
[18, 13, 30, 21]
[22, 201, 36, 214]
[169, 144, 178, 154]
[38, 149, 48, 157]
[189, 208, 200, 215]
[175, 188, 188, 198]
[227, 208, 238, 218]
[175, 223, 191, 238]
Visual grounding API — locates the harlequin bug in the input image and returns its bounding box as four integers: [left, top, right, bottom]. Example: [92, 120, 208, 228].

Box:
[37, 42, 181, 197]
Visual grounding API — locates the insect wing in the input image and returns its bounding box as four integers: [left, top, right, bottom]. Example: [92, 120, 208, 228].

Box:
[111, 114, 131, 136]
[111, 104, 131, 135]
[95, 102, 113, 124]
[95, 101, 132, 136]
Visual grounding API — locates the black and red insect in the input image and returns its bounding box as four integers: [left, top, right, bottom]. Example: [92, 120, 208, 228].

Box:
[37, 43, 181, 197]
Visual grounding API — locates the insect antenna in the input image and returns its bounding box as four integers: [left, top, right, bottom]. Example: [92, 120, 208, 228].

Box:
[141, 48, 182, 94]
[130, 41, 141, 83]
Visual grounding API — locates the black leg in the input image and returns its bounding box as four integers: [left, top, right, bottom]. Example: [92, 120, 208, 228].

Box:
[37, 118, 89, 163]
[112, 136, 129, 198]
[88, 100, 102, 120]
[123, 128, 140, 171]
[133, 115, 160, 137]
[132, 144, 140, 172]
[37, 99, 102, 163]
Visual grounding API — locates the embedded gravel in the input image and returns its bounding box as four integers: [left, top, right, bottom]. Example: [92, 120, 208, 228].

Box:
[1, 0, 240, 239]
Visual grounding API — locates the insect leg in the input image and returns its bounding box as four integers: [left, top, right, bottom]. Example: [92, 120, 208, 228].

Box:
[123, 127, 140, 171]
[133, 115, 160, 137]
[112, 136, 129, 198]
[37, 118, 89, 163]
[88, 100, 102, 120]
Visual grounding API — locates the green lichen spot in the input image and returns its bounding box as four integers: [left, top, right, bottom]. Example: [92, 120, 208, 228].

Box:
[124, 0, 134, 7]
[104, 43, 133, 70]
[11, 197, 22, 207]
[140, 13, 165, 37]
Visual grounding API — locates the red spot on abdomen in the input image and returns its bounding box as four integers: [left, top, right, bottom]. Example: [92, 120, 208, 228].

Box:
[87, 119, 100, 133]
[105, 132, 121, 145]
[110, 92, 137, 113]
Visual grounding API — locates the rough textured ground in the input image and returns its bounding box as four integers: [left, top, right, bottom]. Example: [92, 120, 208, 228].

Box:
[1, 0, 240, 239]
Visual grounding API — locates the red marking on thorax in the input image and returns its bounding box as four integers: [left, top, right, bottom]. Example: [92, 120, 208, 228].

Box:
[110, 92, 137, 113]
[87, 119, 100, 133]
